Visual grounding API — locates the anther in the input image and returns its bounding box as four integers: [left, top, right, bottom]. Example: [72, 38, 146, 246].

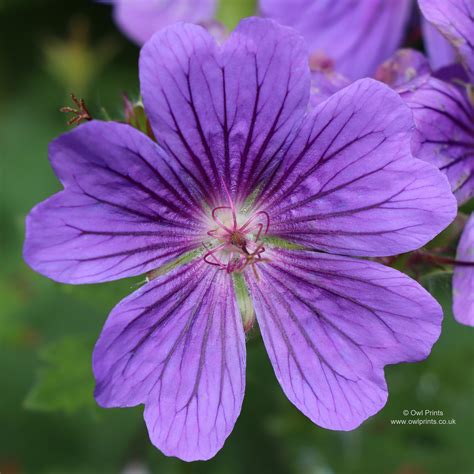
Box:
[60, 93, 92, 126]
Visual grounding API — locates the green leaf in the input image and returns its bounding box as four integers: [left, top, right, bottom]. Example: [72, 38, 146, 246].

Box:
[421, 270, 454, 319]
[460, 198, 474, 214]
[25, 336, 97, 414]
[216, 0, 257, 30]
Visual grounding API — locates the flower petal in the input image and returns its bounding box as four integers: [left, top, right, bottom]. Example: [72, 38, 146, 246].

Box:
[404, 76, 474, 204]
[24, 121, 206, 284]
[374, 49, 431, 93]
[93, 260, 245, 461]
[139, 18, 310, 201]
[422, 18, 457, 70]
[453, 213, 474, 326]
[260, 0, 412, 80]
[309, 69, 351, 107]
[245, 249, 442, 430]
[419, 0, 474, 81]
[259, 79, 456, 257]
[112, 0, 217, 45]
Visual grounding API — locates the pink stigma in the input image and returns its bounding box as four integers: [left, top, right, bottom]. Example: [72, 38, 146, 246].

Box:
[203, 187, 270, 276]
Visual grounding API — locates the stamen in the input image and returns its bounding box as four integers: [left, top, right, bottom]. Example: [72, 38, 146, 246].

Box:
[240, 210, 270, 234]
[203, 242, 227, 268]
[60, 93, 92, 126]
[211, 206, 235, 233]
[221, 180, 238, 230]
[204, 198, 271, 276]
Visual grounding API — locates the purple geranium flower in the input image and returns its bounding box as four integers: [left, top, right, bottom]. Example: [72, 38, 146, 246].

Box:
[259, 0, 459, 80]
[419, 0, 474, 80]
[259, 0, 413, 80]
[272, 0, 473, 326]
[404, 74, 474, 204]
[404, 0, 474, 326]
[24, 19, 457, 461]
[407, 0, 474, 205]
[108, 0, 218, 45]
[312, 0, 474, 327]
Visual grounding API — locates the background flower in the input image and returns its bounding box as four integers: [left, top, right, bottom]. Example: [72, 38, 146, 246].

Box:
[265, 0, 473, 328]
[410, 0, 474, 205]
[108, 0, 218, 45]
[421, 19, 456, 70]
[419, 0, 474, 80]
[260, 0, 460, 79]
[260, 0, 413, 80]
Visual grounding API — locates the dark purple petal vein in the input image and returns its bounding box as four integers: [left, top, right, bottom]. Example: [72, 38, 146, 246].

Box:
[404, 76, 474, 204]
[259, 79, 457, 257]
[139, 18, 310, 203]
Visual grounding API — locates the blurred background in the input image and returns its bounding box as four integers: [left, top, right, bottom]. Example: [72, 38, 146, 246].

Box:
[0, 1, 473, 473]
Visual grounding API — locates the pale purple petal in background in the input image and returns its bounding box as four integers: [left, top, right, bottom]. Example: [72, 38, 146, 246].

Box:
[113, 0, 217, 45]
[257, 79, 457, 257]
[309, 66, 351, 108]
[94, 260, 245, 461]
[140, 19, 310, 202]
[453, 213, 474, 326]
[419, 0, 474, 81]
[245, 249, 442, 430]
[260, 0, 413, 80]
[374, 49, 431, 93]
[404, 76, 474, 204]
[422, 19, 457, 70]
[23, 121, 206, 284]
[200, 19, 229, 44]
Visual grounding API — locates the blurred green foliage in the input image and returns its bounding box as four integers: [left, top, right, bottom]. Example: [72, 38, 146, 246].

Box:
[24, 336, 97, 413]
[0, 1, 473, 473]
[217, 0, 257, 29]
